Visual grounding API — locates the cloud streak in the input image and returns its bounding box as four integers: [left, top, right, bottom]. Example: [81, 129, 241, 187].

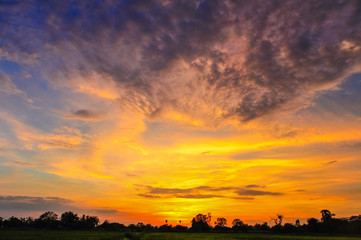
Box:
[236, 189, 283, 196]
[0, 70, 31, 102]
[139, 185, 282, 199]
[0, 195, 120, 215]
[0, 196, 73, 212]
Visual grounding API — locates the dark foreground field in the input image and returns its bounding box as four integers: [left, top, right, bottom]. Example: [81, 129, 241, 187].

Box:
[1, 231, 361, 240]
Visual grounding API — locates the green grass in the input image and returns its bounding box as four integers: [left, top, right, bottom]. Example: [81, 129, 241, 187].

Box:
[0, 231, 360, 240]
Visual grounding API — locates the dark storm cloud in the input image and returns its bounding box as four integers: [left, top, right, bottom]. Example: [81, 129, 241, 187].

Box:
[1, 0, 361, 121]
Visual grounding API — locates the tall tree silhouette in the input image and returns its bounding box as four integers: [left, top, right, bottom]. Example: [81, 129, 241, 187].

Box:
[232, 219, 249, 232]
[190, 213, 212, 232]
[320, 209, 335, 223]
[61, 211, 79, 229]
[271, 214, 283, 225]
[36, 211, 58, 228]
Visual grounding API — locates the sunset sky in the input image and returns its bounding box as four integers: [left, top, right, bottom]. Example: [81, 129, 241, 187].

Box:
[1, 0, 361, 226]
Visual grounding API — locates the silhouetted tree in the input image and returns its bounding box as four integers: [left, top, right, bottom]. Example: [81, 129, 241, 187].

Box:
[144, 223, 154, 232]
[232, 219, 249, 232]
[260, 222, 270, 231]
[307, 218, 319, 232]
[3, 217, 24, 228]
[253, 222, 270, 232]
[347, 215, 361, 234]
[128, 223, 137, 232]
[136, 222, 145, 232]
[271, 214, 283, 226]
[158, 224, 172, 232]
[173, 224, 188, 232]
[215, 217, 227, 227]
[98, 220, 126, 231]
[36, 211, 59, 228]
[1, 208, 361, 235]
[79, 214, 99, 229]
[25, 217, 34, 226]
[283, 223, 297, 233]
[295, 219, 300, 227]
[61, 211, 79, 229]
[190, 213, 212, 232]
[320, 209, 335, 223]
[214, 217, 230, 232]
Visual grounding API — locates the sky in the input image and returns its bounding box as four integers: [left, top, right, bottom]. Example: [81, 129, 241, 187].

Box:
[0, 0, 361, 226]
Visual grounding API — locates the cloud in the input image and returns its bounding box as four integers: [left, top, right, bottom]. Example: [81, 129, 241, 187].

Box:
[305, 73, 361, 118]
[326, 161, 338, 165]
[137, 194, 162, 199]
[0, 196, 74, 212]
[36, 139, 84, 150]
[65, 109, 105, 121]
[194, 186, 235, 191]
[148, 186, 193, 194]
[146, 185, 235, 194]
[0, 70, 31, 102]
[0, 71, 22, 95]
[88, 209, 121, 214]
[0, 195, 120, 215]
[232, 197, 255, 200]
[138, 193, 224, 199]
[245, 184, 265, 189]
[0, 112, 89, 150]
[174, 194, 222, 199]
[236, 189, 283, 196]
[1, 1, 361, 124]
[139, 185, 281, 199]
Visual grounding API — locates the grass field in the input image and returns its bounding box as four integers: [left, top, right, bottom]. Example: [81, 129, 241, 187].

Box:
[0, 231, 360, 240]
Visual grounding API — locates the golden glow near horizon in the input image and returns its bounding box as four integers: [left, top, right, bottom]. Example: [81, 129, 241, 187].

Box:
[2, 90, 361, 225]
[1, 0, 361, 227]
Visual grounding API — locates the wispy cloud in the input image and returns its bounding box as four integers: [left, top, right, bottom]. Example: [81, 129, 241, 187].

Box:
[0, 71, 22, 95]
[0, 112, 89, 150]
[0, 70, 31, 102]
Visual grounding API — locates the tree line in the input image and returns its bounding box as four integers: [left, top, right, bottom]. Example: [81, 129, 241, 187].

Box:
[1, 209, 360, 235]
